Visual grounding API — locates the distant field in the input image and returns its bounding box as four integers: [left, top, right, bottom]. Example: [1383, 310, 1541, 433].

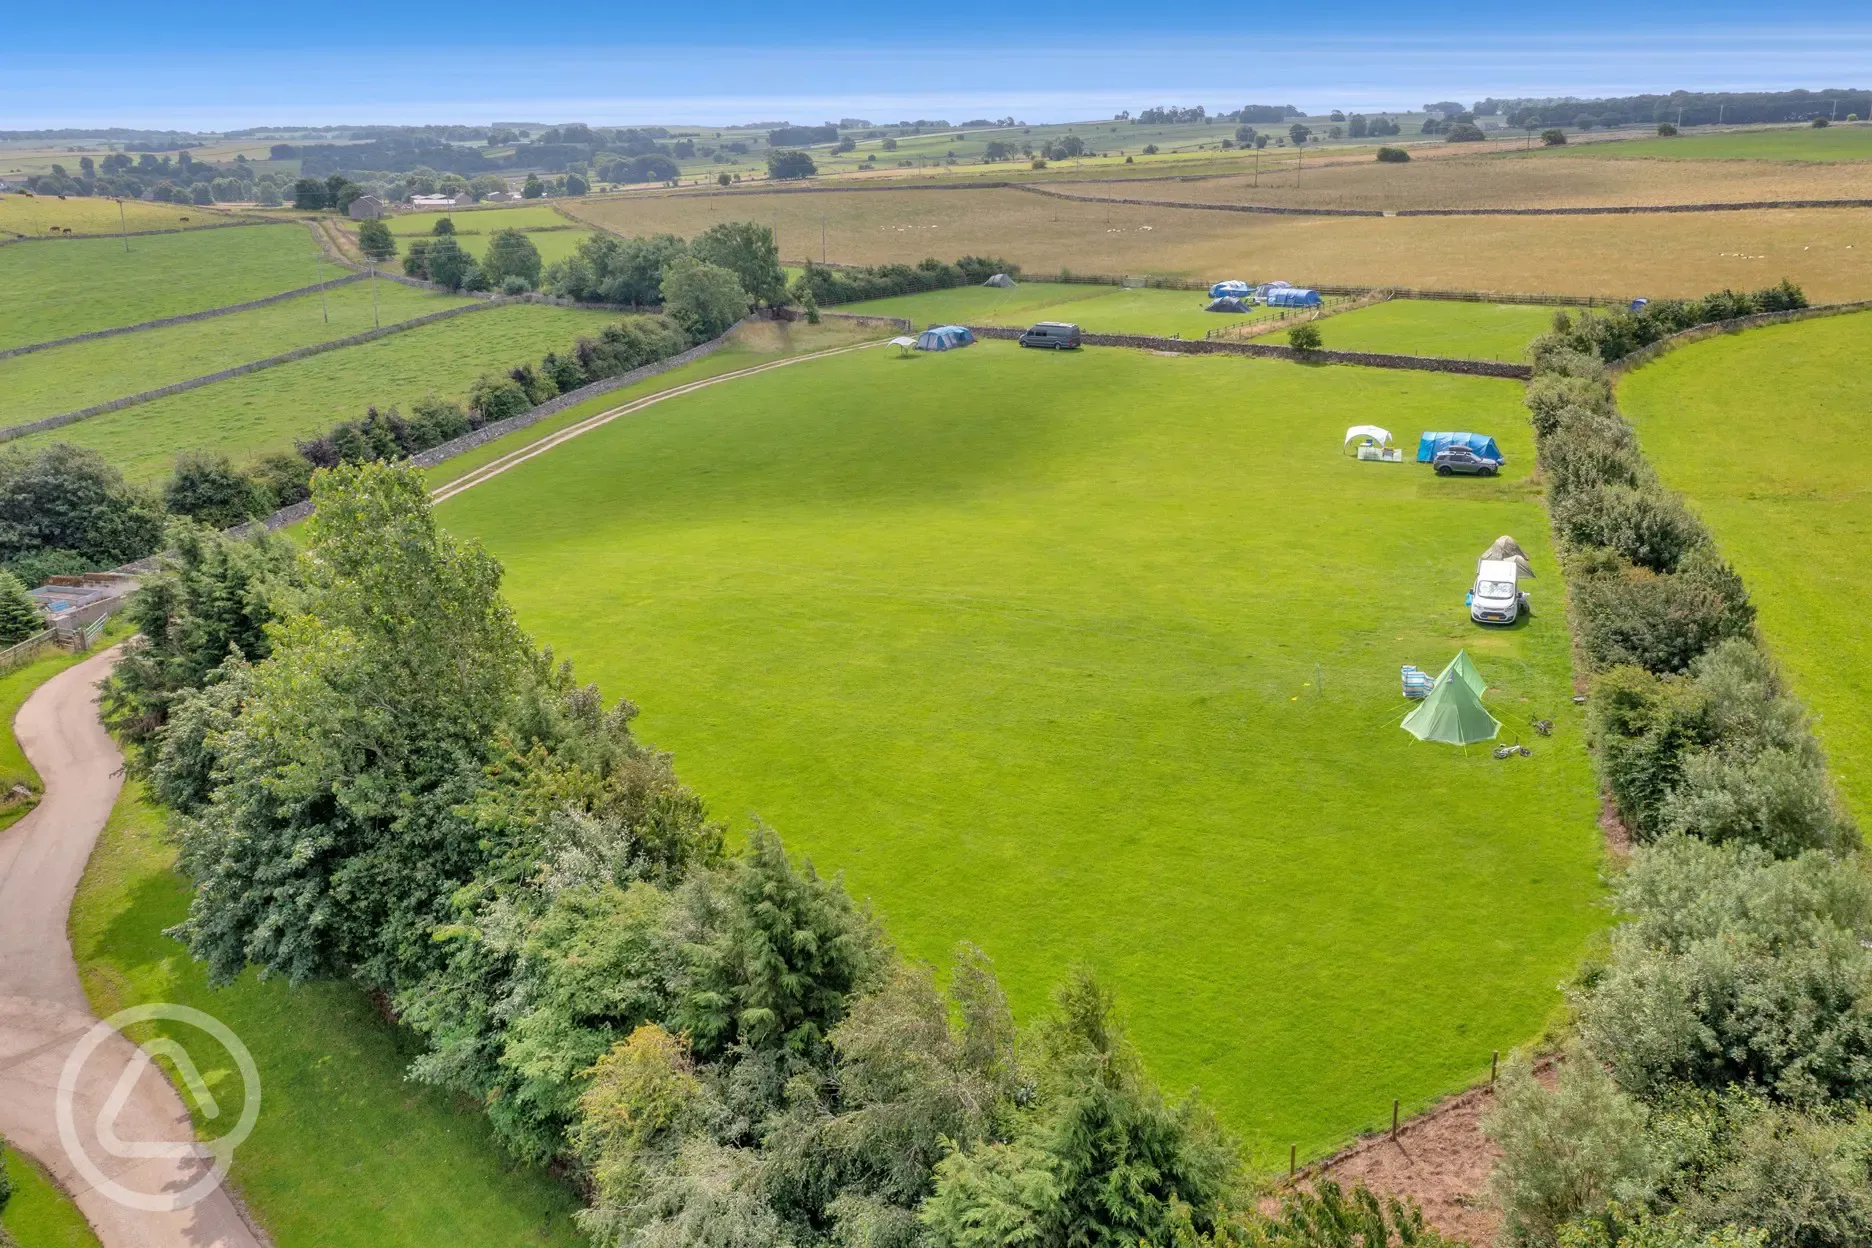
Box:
[0, 278, 472, 428]
[838, 280, 1321, 338]
[0, 222, 321, 349]
[1314, 299, 1556, 360]
[1576, 124, 1872, 162]
[1066, 149, 1872, 212]
[11, 303, 621, 480]
[1622, 310, 1872, 826]
[567, 189, 1872, 301]
[0, 194, 233, 237]
[385, 204, 572, 235]
[437, 340, 1605, 1158]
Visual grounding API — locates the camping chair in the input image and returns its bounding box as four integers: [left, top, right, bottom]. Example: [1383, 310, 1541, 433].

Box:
[1401, 665, 1434, 699]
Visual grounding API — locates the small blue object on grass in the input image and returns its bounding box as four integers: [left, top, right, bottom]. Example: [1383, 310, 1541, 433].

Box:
[1401, 665, 1434, 698]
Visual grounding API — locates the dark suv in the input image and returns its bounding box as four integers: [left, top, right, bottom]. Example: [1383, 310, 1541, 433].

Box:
[1019, 321, 1082, 349]
[1432, 446, 1503, 477]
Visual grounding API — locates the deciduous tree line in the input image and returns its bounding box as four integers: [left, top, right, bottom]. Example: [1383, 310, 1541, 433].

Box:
[1479, 287, 1871, 1248]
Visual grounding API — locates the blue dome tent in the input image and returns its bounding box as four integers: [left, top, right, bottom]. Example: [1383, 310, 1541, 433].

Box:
[1265, 287, 1322, 308]
[915, 325, 976, 351]
[1415, 431, 1503, 463]
[1209, 280, 1252, 299]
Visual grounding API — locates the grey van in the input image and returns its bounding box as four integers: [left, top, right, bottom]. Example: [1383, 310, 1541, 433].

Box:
[1019, 321, 1083, 349]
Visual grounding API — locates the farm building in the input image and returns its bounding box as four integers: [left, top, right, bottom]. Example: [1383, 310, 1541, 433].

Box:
[347, 195, 384, 219]
[411, 193, 473, 209]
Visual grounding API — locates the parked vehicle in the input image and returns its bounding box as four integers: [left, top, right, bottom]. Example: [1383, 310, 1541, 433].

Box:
[1471, 558, 1529, 625]
[1432, 445, 1502, 476]
[1019, 321, 1082, 349]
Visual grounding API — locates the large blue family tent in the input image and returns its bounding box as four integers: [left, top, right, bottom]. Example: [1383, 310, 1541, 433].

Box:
[1209, 280, 1252, 299]
[1265, 287, 1322, 308]
[915, 325, 976, 351]
[1416, 431, 1503, 463]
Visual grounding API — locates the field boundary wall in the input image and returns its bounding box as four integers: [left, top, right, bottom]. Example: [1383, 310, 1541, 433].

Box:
[0, 214, 273, 247]
[963, 324, 1533, 378]
[1609, 298, 1872, 372]
[0, 300, 504, 445]
[1012, 182, 1386, 217]
[0, 273, 369, 361]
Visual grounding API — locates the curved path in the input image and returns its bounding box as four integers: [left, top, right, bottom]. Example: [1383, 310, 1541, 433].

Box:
[0, 648, 265, 1247]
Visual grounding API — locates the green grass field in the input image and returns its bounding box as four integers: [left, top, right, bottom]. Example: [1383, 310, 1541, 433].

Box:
[12, 303, 622, 481]
[1622, 310, 1872, 826]
[436, 340, 1605, 1157]
[1313, 299, 1559, 361]
[1576, 123, 1872, 162]
[1, 1144, 101, 1248]
[0, 223, 322, 350]
[0, 280, 472, 428]
[71, 782, 586, 1248]
[839, 281, 1318, 338]
[0, 194, 231, 238]
[386, 205, 573, 235]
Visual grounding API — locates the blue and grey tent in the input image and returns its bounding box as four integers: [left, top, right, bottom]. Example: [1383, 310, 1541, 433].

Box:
[1206, 296, 1249, 313]
[1209, 280, 1252, 299]
[1265, 287, 1322, 308]
[915, 325, 976, 351]
[1416, 431, 1503, 463]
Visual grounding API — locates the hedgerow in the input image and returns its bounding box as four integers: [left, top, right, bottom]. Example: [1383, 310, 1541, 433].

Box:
[792, 255, 1021, 306]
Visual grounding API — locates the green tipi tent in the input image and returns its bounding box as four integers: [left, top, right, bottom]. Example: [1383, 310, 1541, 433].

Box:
[1439, 649, 1486, 699]
[1402, 668, 1500, 745]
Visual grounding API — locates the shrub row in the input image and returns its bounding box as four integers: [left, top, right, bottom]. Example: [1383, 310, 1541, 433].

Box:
[1484, 289, 1872, 1248]
[792, 255, 1020, 306]
[1532, 282, 1806, 366]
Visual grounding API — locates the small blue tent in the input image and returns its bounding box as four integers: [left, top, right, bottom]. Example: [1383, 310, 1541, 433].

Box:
[1265, 287, 1322, 308]
[1209, 280, 1252, 299]
[915, 325, 976, 351]
[1416, 431, 1503, 463]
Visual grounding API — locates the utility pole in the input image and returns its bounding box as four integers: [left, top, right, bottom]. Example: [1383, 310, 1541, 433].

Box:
[821, 215, 826, 263]
[316, 235, 329, 324]
[117, 198, 128, 253]
[370, 262, 379, 328]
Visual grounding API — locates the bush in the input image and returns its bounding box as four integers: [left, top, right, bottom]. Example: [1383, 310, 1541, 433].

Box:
[1577, 836, 1872, 1105]
[467, 375, 532, 423]
[1288, 322, 1323, 351]
[482, 229, 543, 289]
[767, 150, 817, 180]
[1445, 122, 1486, 142]
[1813, 117, 1831, 129]
[1657, 123, 1680, 137]
[164, 451, 267, 529]
[1484, 1050, 1656, 1248]
[0, 442, 165, 578]
[1551, 483, 1708, 573]
[792, 255, 1020, 307]
[1375, 146, 1410, 162]
[1543, 129, 1569, 146]
[1570, 552, 1754, 676]
[356, 217, 396, 261]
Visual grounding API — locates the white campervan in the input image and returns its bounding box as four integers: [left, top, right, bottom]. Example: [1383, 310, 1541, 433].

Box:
[1471, 558, 1527, 625]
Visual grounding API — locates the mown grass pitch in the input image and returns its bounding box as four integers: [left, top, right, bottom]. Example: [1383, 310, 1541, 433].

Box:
[11, 303, 620, 481]
[0, 279, 472, 427]
[1313, 299, 1558, 361]
[1622, 310, 1872, 826]
[436, 340, 1605, 1157]
[71, 782, 587, 1248]
[0, 223, 322, 350]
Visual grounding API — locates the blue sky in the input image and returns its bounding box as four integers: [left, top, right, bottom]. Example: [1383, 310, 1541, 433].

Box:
[7, 7, 1872, 129]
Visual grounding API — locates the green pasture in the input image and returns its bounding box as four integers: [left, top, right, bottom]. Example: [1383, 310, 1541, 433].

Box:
[1622, 310, 1872, 825]
[0, 279, 471, 428]
[385, 204, 572, 235]
[12, 303, 620, 481]
[1575, 123, 1872, 162]
[0, 223, 321, 350]
[1313, 299, 1558, 361]
[839, 281, 1313, 338]
[1, 1145, 100, 1247]
[71, 782, 586, 1248]
[436, 340, 1605, 1157]
[0, 194, 224, 238]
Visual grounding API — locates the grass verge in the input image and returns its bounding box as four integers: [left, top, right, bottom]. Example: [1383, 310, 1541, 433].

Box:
[0, 1145, 101, 1248]
[1, 646, 102, 833]
[70, 780, 589, 1248]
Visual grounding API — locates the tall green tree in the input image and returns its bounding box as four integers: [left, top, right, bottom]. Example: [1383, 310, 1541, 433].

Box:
[163, 451, 266, 528]
[689, 222, 787, 307]
[0, 570, 44, 645]
[659, 256, 749, 341]
[0, 443, 165, 576]
[482, 229, 544, 289]
[356, 217, 397, 261]
[167, 463, 532, 990]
